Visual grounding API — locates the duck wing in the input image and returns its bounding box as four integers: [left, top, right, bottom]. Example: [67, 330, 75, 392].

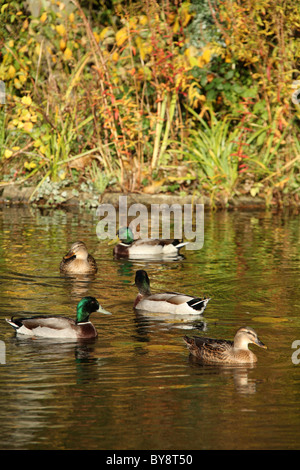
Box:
[148, 292, 209, 310]
[147, 292, 192, 304]
[7, 315, 75, 331]
[184, 335, 233, 361]
[87, 254, 98, 272]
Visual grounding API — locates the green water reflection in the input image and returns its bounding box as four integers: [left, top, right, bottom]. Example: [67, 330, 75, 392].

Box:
[0, 206, 300, 450]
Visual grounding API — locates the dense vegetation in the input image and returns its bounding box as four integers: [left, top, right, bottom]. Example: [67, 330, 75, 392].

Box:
[0, 0, 299, 206]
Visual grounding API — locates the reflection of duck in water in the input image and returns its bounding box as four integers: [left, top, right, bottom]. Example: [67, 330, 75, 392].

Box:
[6, 296, 111, 339]
[134, 270, 210, 315]
[184, 327, 267, 364]
[60, 241, 97, 275]
[113, 227, 189, 259]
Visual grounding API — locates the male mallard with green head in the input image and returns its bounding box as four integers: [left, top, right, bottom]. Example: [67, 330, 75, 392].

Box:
[134, 269, 210, 315]
[60, 241, 97, 274]
[184, 327, 267, 364]
[6, 296, 111, 339]
[113, 227, 189, 259]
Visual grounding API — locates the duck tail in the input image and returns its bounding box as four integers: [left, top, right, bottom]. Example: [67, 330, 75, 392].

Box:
[5, 317, 21, 329]
[187, 297, 210, 312]
[173, 240, 189, 250]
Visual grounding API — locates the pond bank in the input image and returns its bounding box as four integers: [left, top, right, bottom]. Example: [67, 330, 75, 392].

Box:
[0, 183, 298, 211]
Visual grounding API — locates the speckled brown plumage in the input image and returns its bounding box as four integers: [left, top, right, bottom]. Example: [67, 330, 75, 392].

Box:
[60, 241, 97, 275]
[184, 327, 267, 364]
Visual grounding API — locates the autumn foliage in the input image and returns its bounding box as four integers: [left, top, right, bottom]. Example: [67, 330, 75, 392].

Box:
[0, 0, 299, 203]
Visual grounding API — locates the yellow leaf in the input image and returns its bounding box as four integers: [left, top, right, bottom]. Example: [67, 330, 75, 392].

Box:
[4, 149, 13, 159]
[63, 47, 72, 60]
[8, 40, 14, 48]
[93, 31, 100, 43]
[202, 48, 211, 64]
[1, 4, 9, 14]
[116, 28, 128, 46]
[112, 51, 119, 62]
[19, 45, 28, 54]
[23, 122, 33, 132]
[21, 95, 32, 106]
[59, 39, 66, 50]
[22, 19, 29, 30]
[173, 18, 179, 33]
[181, 9, 192, 27]
[135, 36, 146, 61]
[24, 161, 36, 170]
[129, 17, 138, 28]
[69, 13, 74, 23]
[21, 110, 31, 121]
[139, 15, 148, 25]
[8, 65, 16, 79]
[188, 56, 198, 67]
[39, 145, 48, 155]
[56, 24, 66, 36]
[12, 146, 20, 151]
[100, 27, 109, 41]
[19, 72, 27, 83]
[40, 12, 47, 23]
[34, 139, 42, 148]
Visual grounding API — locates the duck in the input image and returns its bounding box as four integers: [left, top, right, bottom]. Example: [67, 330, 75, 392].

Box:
[113, 226, 189, 258]
[60, 241, 97, 274]
[134, 269, 210, 314]
[5, 296, 111, 339]
[183, 327, 267, 364]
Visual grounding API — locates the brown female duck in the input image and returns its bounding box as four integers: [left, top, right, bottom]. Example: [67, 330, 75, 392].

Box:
[184, 327, 267, 364]
[60, 241, 97, 275]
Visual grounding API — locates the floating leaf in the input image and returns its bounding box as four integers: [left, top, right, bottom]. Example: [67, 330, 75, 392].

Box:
[251, 316, 288, 323]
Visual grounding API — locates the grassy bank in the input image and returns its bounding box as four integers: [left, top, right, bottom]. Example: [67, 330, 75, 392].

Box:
[0, 0, 299, 207]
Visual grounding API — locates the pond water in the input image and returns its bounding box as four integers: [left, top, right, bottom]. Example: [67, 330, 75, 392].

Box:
[0, 205, 299, 450]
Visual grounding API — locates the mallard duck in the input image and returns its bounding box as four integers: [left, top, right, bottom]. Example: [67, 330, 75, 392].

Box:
[5, 296, 111, 339]
[113, 227, 189, 258]
[183, 327, 267, 364]
[60, 241, 97, 274]
[134, 269, 210, 314]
